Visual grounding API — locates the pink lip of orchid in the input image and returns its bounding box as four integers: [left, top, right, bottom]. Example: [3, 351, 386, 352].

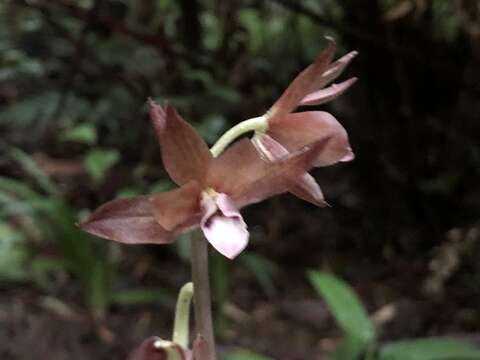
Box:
[253, 38, 358, 206]
[80, 100, 333, 259]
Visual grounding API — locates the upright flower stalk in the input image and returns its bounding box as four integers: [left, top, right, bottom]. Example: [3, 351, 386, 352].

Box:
[191, 231, 216, 359]
[80, 39, 357, 359]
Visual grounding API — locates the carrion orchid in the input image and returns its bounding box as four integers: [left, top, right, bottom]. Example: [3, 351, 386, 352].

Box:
[80, 100, 332, 259]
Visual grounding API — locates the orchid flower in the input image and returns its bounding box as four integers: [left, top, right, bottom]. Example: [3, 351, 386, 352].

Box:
[254, 39, 357, 206]
[80, 101, 332, 259]
[210, 39, 357, 207]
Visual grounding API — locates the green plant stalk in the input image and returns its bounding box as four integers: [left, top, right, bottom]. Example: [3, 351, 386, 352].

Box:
[191, 230, 216, 359]
[189, 116, 267, 358]
[172, 282, 194, 348]
[209, 116, 267, 157]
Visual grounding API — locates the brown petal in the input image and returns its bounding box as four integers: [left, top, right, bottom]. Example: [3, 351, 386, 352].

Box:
[289, 173, 327, 207]
[300, 78, 357, 106]
[206, 138, 270, 197]
[267, 111, 354, 167]
[149, 181, 202, 231]
[321, 50, 358, 87]
[252, 134, 327, 206]
[230, 137, 333, 207]
[80, 195, 182, 244]
[267, 39, 336, 121]
[149, 99, 213, 186]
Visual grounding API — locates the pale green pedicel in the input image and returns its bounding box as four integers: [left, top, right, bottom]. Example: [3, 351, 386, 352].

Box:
[209, 116, 267, 158]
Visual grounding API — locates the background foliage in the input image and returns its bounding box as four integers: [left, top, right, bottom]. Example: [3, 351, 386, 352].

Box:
[1, 0, 480, 359]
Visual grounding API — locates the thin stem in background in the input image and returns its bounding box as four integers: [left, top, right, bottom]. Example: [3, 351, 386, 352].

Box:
[191, 230, 216, 360]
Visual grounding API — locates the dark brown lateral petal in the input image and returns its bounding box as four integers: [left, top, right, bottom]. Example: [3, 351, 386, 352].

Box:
[149, 99, 213, 186]
[80, 196, 176, 244]
[231, 137, 333, 208]
[149, 181, 202, 231]
[268, 111, 354, 167]
[267, 39, 336, 122]
[300, 78, 357, 106]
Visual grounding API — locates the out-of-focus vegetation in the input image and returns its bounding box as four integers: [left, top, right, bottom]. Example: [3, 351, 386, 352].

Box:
[1, 0, 480, 359]
[308, 270, 480, 360]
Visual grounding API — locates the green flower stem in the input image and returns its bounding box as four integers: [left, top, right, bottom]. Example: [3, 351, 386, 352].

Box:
[210, 116, 267, 157]
[191, 230, 216, 360]
[189, 116, 266, 358]
[172, 282, 194, 348]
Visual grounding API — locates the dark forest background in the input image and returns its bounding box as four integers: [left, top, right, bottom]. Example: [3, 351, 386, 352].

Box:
[1, 1, 480, 359]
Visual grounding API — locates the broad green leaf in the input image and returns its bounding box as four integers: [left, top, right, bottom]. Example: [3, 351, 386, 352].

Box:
[60, 123, 97, 145]
[84, 148, 120, 183]
[307, 271, 376, 344]
[380, 338, 480, 360]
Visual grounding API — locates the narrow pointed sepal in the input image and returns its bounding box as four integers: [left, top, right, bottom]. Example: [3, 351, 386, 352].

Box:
[321, 50, 359, 87]
[267, 38, 336, 121]
[148, 100, 213, 186]
[300, 78, 357, 106]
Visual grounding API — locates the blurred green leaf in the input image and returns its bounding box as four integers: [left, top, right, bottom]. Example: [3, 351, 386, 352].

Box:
[111, 288, 173, 306]
[240, 253, 277, 297]
[379, 338, 480, 360]
[0, 222, 28, 281]
[222, 350, 273, 360]
[331, 336, 373, 360]
[307, 271, 376, 344]
[0, 176, 41, 200]
[10, 148, 58, 195]
[87, 260, 110, 318]
[60, 123, 97, 145]
[30, 257, 69, 290]
[84, 148, 120, 183]
[174, 233, 191, 262]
